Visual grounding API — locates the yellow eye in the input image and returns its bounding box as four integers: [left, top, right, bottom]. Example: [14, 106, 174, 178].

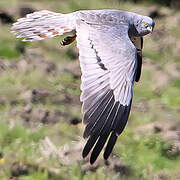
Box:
[142, 21, 148, 27]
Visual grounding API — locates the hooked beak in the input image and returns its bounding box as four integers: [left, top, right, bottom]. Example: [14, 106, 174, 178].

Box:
[147, 25, 153, 33]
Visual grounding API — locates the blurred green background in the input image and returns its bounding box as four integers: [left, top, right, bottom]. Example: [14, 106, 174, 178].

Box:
[0, 0, 180, 179]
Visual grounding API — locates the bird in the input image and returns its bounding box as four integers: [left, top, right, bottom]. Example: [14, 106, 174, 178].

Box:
[11, 9, 155, 164]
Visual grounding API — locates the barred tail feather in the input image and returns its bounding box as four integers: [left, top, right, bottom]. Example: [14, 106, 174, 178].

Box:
[11, 10, 76, 41]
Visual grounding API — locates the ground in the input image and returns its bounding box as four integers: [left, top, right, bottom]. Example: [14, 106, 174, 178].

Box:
[0, 0, 180, 179]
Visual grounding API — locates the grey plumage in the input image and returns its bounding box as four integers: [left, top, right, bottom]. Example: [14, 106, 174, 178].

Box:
[11, 9, 155, 164]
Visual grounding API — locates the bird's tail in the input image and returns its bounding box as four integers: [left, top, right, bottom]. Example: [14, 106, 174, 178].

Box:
[11, 10, 76, 42]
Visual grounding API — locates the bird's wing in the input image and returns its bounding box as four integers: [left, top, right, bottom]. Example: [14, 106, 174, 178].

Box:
[76, 18, 137, 164]
[130, 36, 143, 82]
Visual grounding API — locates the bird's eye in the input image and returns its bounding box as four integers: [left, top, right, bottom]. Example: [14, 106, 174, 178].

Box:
[142, 21, 148, 28]
[144, 24, 148, 28]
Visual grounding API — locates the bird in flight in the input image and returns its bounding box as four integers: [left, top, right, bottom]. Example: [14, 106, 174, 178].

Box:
[12, 9, 155, 164]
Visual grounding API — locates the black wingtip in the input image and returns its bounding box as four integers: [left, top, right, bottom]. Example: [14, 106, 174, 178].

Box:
[89, 131, 110, 164]
[90, 156, 96, 165]
[82, 132, 100, 158]
[82, 149, 87, 159]
[103, 132, 118, 160]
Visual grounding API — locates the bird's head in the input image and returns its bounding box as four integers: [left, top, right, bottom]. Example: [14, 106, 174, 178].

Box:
[133, 15, 155, 37]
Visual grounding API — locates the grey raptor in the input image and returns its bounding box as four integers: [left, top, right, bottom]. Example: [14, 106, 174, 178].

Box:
[12, 9, 155, 164]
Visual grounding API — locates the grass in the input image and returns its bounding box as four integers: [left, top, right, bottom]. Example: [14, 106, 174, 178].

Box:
[115, 130, 180, 179]
[0, 0, 180, 179]
[161, 83, 180, 107]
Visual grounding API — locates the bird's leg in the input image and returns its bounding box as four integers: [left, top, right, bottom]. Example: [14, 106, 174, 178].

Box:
[61, 34, 77, 46]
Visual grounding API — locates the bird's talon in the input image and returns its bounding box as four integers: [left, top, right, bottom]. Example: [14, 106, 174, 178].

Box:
[61, 34, 76, 46]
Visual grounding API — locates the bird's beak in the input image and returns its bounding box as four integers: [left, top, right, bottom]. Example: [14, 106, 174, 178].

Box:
[147, 25, 153, 33]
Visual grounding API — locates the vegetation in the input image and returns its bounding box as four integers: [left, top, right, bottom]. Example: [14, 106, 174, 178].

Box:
[0, 0, 179, 179]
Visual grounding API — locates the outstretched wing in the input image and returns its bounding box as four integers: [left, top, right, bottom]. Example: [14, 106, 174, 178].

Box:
[76, 13, 138, 164]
